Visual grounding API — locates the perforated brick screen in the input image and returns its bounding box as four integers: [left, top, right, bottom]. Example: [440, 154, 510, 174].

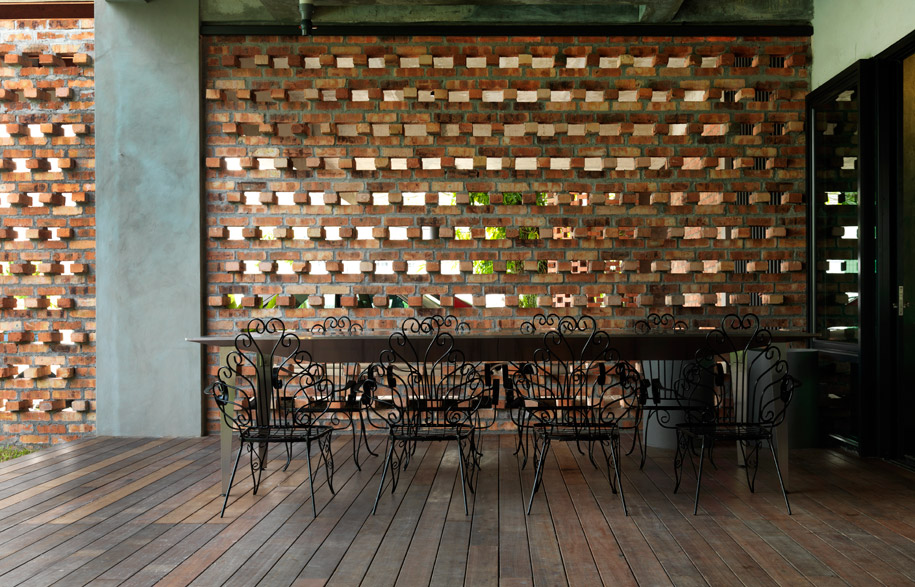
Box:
[0, 19, 95, 445]
[203, 34, 809, 432]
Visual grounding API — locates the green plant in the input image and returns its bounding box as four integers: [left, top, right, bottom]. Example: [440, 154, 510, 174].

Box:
[506, 260, 523, 274]
[537, 260, 549, 274]
[0, 447, 32, 463]
[535, 192, 549, 206]
[484, 226, 505, 240]
[469, 192, 490, 205]
[519, 226, 540, 240]
[502, 192, 523, 205]
[472, 260, 494, 275]
[519, 294, 538, 308]
[454, 227, 472, 240]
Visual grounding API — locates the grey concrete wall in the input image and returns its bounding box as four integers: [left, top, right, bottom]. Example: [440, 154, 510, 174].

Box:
[812, 0, 915, 87]
[95, 0, 203, 436]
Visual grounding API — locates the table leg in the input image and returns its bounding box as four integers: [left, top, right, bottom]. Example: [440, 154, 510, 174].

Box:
[218, 346, 235, 496]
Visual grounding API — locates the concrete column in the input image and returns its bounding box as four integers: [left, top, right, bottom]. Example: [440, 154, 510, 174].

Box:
[95, 0, 203, 436]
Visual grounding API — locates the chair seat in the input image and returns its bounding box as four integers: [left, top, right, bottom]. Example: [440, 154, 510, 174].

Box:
[677, 422, 773, 441]
[242, 424, 334, 443]
[389, 423, 475, 442]
[532, 422, 620, 442]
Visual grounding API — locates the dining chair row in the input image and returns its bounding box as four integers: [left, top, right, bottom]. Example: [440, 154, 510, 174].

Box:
[204, 311, 796, 519]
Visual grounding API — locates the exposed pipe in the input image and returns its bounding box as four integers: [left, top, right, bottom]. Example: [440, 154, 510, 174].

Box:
[299, 0, 315, 36]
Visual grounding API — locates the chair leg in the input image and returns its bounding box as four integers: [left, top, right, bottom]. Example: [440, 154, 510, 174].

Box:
[673, 429, 687, 493]
[693, 436, 707, 515]
[372, 437, 394, 515]
[350, 421, 362, 471]
[456, 439, 469, 516]
[638, 412, 651, 470]
[609, 434, 628, 516]
[305, 438, 317, 517]
[527, 435, 551, 515]
[359, 410, 378, 457]
[282, 441, 293, 472]
[220, 442, 244, 518]
[322, 432, 336, 495]
[739, 440, 761, 493]
[769, 440, 792, 515]
[250, 444, 265, 495]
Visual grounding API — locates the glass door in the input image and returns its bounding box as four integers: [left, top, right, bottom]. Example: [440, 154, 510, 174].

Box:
[807, 62, 878, 454]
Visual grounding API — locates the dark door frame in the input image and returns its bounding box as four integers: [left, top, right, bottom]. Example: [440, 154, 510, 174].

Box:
[806, 60, 878, 455]
[808, 28, 915, 459]
[876, 29, 915, 461]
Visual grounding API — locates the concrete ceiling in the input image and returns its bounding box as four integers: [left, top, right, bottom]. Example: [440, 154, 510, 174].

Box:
[201, 0, 813, 27]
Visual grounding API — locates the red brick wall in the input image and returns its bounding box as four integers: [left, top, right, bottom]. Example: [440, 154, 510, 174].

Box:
[0, 19, 95, 445]
[201, 34, 809, 431]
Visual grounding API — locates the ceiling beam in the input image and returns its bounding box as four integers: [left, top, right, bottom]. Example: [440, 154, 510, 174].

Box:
[639, 0, 685, 22]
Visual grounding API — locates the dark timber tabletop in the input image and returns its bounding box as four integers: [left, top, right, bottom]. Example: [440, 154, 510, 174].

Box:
[188, 330, 814, 362]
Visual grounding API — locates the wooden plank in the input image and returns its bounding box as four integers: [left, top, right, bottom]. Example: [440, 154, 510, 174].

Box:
[0, 436, 913, 586]
[568, 445, 688, 586]
[191, 436, 381, 586]
[521, 447, 570, 587]
[395, 442, 474, 586]
[460, 435, 497, 587]
[496, 434, 533, 586]
[536, 444, 603, 586]
[155, 438, 348, 585]
[552, 443, 637, 586]
[20, 455, 222, 587]
[255, 439, 390, 586]
[0, 443, 219, 585]
[358, 442, 449, 586]
[322, 441, 441, 586]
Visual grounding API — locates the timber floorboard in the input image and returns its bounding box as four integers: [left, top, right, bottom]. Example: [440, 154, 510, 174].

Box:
[0, 435, 913, 586]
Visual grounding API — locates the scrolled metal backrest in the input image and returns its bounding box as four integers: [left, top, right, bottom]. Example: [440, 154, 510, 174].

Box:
[310, 315, 364, 335]
[209, 318, 333, 433]
[369, 315, 483, 430]
[681, 313, 794, 427]
[515, 314, 642, 428]
[309, 315, 371, 404]
[632, 313, 688, 405]
[633, 312, 687, 335]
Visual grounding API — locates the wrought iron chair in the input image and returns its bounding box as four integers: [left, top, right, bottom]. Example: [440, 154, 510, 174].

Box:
[673, 313, 796, 514]
[627, 312, 694, 469]
[308, 316, 378, 470]
[367, 315, 486, 515]
[512, 314, 643, 515]
[205, 318, 335, 517]
[506, 312, 564, 468]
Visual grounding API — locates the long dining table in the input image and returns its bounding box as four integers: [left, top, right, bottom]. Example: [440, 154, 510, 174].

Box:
[188, 329, 813, 495]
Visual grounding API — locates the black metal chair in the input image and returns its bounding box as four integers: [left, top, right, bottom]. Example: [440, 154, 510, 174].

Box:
[367, 315, 486, 515]
[308, 316, 378, 470]
[627, 312, 693, 469]
[205, 318, 335, 517]
[506, 312, 564, 468]
[512, 314, 643, 515]
[673, 313, 796, 515]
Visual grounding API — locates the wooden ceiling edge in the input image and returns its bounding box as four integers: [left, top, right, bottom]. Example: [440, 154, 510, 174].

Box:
[1, 2, 94, 19]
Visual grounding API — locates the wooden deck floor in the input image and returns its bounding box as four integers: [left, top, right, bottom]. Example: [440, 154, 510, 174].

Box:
[1, 434, 914, 586]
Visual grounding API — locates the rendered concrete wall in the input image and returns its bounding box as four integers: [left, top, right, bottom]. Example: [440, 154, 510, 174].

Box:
[812, 0, 915, 87]
[95, 0, 203, 436]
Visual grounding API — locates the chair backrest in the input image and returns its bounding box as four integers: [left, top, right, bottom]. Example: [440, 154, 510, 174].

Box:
[514, 314, 642, 429]
[680, 313, 795, 428]
[633, 313, 688, 405]
[210, 318, 332, 432]
[367, 315, 484, 431]
[310, 316, 371, 404]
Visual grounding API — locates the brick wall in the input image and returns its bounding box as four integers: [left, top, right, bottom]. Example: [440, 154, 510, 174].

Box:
[203, 34, 810, 432]
[0, 19, 95, 445]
